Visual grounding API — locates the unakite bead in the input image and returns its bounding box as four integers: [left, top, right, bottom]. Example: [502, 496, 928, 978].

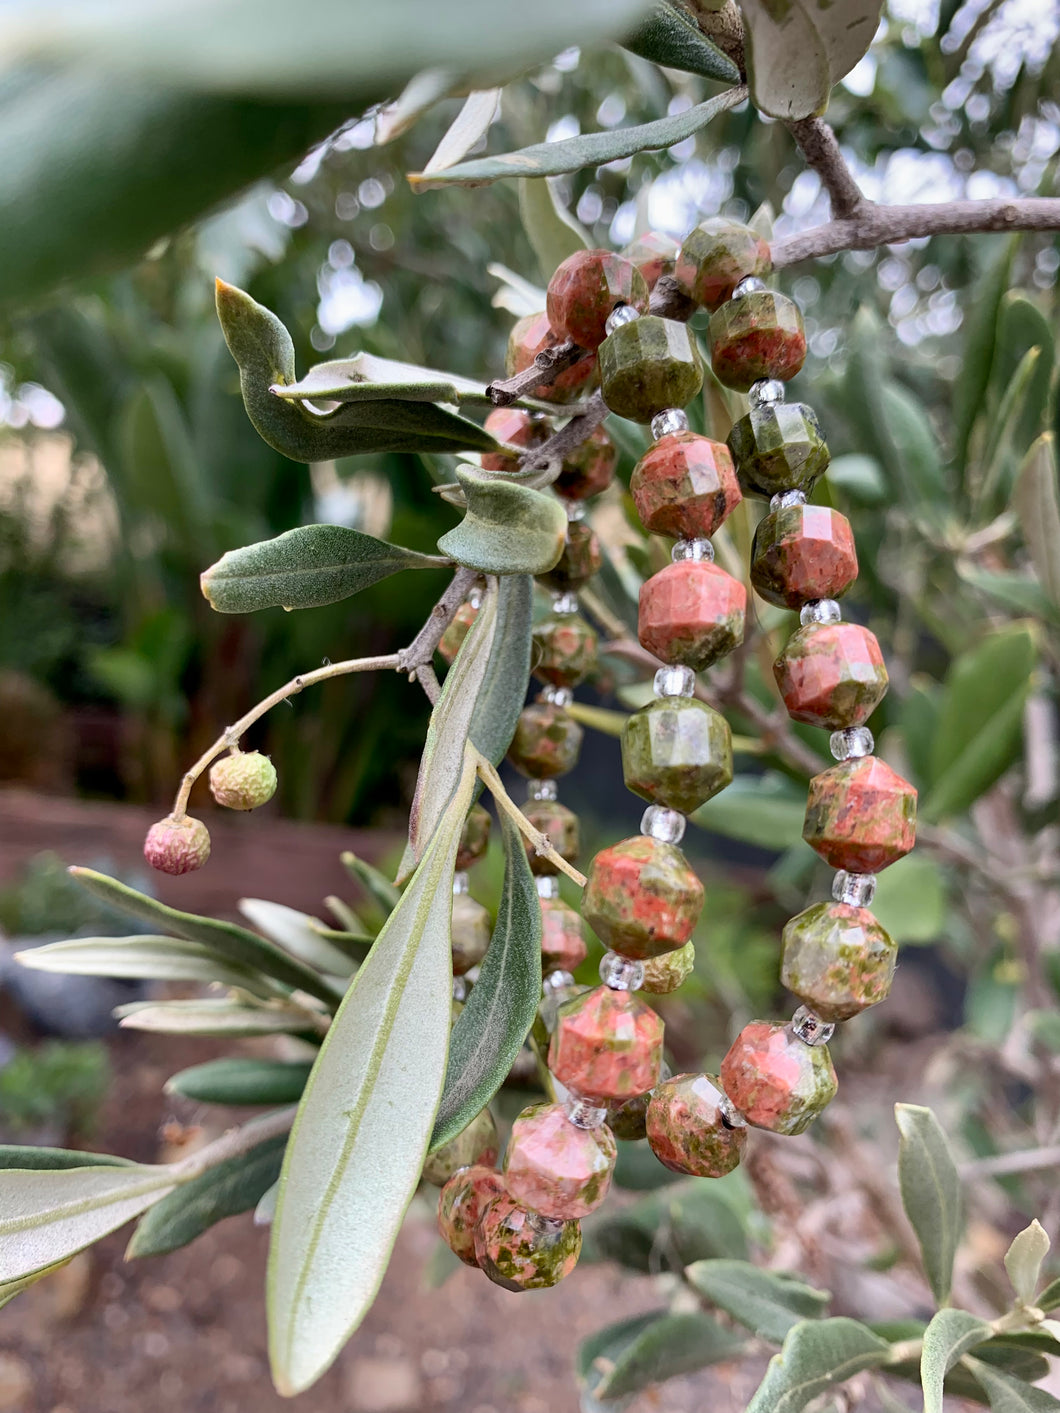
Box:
[646, 1073, 747, 1177]
[451, 892, 491, 976]
[638, 561, 746, 671]
[455, 803, 492, 870]
[751, 503, 857, 607]
[523, 801, 580, 876]
[507, 701, 583, 778]
[599, 316, 704, 423]
[641, 940, 695, 994]
[804, 756, 917, 873]
[438, 600, 479, 665]
[540, 522, 603, 592]
[622, 697, 733, 814]
[437, 1164, 506, 1266]
[622, 230, 680, 290]
[709, 292, 806, 392]
[631, 432, 742, 540]
[549, 985, 664, 1101]
[504, 1102, 617, 1219]
[540, 896, 588, 972]
[555, 424, 617, 500]
[781, 901, 897, 1022]
[720, 1021, 837, 1135]
[506, 310, 598, 403]
[532, 613, 598, 688]
[481, 407, 549, 471]
[475, 1193, 582, 1291]
[546, 249, 649, 350]
[674, 219, 772, 311]
[422, 1106, 499, 1186]
[774, 623, 888, 729]
[727, 403, 829, 499]
[582, 835, 703, 960]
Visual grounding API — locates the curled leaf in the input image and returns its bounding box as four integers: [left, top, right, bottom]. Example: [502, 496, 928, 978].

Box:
[437, 465, 566, 575]
[622, 3, 740, 82]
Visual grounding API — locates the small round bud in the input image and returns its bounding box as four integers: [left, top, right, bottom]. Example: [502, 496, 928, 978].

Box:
[208, 751, 278, 811]
[144, 815, 211, 876]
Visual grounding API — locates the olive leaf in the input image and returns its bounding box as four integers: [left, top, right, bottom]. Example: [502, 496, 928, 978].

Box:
[340, 852, 401, 916]
[1014, 434, 1060, 608]
[895, 1103, 963, 1306]
[745, 1318, 892, 1413]
[409, 86, 746, 188]
[270, 351, 492, 406]
[962, 1357, 1060, 1411]
[15, 935, 278, 997]
[1005, 1220, 1051, 1306]
[237, 899, 365, 973]
[467, 573, 534, 767]
[431, 808, 542, 1150]
[685, 1260, 831, 1345]
[740, 0, 883, 120]
[0, 1148, 132, 1171]
[267, 746, 478, 1396]
[518, 177, 590, 284]
[116, 998, 317, 1036]
[622, 2, 740, 83]
[921, 1310, 994, 1413]
[421, 89, 502, 175]
[166, 1059, 314, 1107]
[578, 1309, 745, 1402]
[438, 466, 566, 575]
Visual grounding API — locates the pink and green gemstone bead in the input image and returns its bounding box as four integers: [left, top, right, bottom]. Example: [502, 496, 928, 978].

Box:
[646, 1073, 747, 1177]
[721, 1021, 837, 1136]
[549, 986, 664, 1102]
[781, 901, 897, 1022]
[503, 1102, 617, 1219]
[437, 1164, 506, 1266]
[582, 834, 703, 960]
[474, 1193, 582, 1292]
[621, 696, 733, 814]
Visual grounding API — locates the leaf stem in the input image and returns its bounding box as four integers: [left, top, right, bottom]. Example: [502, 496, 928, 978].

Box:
[169, 1106, 296, 1180]
[473, 749, 587, 888]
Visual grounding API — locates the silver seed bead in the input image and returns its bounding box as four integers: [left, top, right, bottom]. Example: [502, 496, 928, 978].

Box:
[671, 538, 714, 563]
[830, 726, 875, 761]
[832, 870, 877, 906]
[453, 870, 471, 896]
[564, 1094, 609, 1130]
[536, 875, 560, 899]
[791, 1005, 835, 1047]
[719, 1094, 747, 1129]
[605, 303, 641, 334]
[465, 965, 481, 985]
[563, 497, 587, 522]
[749, 378, 786, 407]
[526, 1210, 567, 1236]
[452, 976, 469, 1002]
[528, 778, 558, 802]
[542, 684, 574, 707]
[543, 968, 575, 992]
[654, 665, 696, 698]
[650, 408, 690, 441]
[599, 952, 646, 991]
[732, 276, 767, 298]
[800, 598, 842, 626]
[467, 586, 484, 610]
[770, 489, 807, 512]
[640, 805, 687, 845]
[551, 590, 579, 616]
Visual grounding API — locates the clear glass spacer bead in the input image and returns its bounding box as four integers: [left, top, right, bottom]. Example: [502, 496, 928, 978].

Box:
[452, 976, 469, 1002]
[791, 1005, 835, 1047]
[653, 665, 696, 699]
[526, 1209, 566, 1235]
[542, 684, 574, 708]
[800, 598, 842, 626]
[563, 1093, 609, 1130]
[536, 875, 560, 899]
[640, 805, 687, 845]
[527, 778, 559, 802]
[605, 303, 641, 334]
[719, 1093, 747, 1130]
[563, 497, 587, 522]
[599, 951, 646, 991]
[551, 590, 580, 616]
[770, 489, 807, 512]
[650, 408, 690, 442]
[452, 870, 471, 896]
[732, 276, 767, 298]
[467, 586, 484, 610]
[832, 870, 877, 906]
[671, 538, 714, 563]
[749, 378, 786, 408]
[830, 726, 874, 761]
[543, 968, 575, 992]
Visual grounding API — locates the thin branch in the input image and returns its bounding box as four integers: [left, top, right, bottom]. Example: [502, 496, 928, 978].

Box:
[960, 1144, 1060, 1180]
[786, 116, 866, 220]
[474, 749, 587, 887]
[517, 393, 610, 475]
[487, 338, 583, 406]
[396, 565, 480, 672]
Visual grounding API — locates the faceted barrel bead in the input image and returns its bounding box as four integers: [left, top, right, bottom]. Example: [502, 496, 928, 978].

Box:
[546, 249, 649, 350]
[481, 407, 549, 471]
[622, 231, 680, 290]
[555, 424, 617, 500]
[804, 757, 917, 873]
[646, 1073, 747, 1177]
[621, 697, 733, 813]
[675, 220, 772, 311]
[549, 986, 664, 1101]
[540, 522, 603, 592]
[639, 561, 746, 671]
[506, 310, 598, 403]
[451, 892, 491, 976]
[532, 614, 598, 688]
[599, 316, 704, 424]
[774, 623, 889, 730]
[475, 1194, 582, 1292]
[507, 701, 583, 778]
[709, 292, 807, 392]
[437, 1164, 506, 1266]
[720, 1021, 837, 1135]
[540, 896, 588, 972]
[503, 1102, 617, 1219]
[631, 432, 742, 540]
[781, 901, 897, 1022]
[438, 601, 479, 665]
[455, 803, 491, 870]
[727, 403, 829, 499]
[751, 504, 857, 607]
[524, 801, 580, 876]
[641, 940, 695, 995]
[423, 1107, 499, 1186]
[583, 835, 703, 960]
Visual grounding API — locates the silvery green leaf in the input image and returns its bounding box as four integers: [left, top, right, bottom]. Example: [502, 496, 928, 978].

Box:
[487, 263, 548, 318]
[746, 1318, 891, 1413]
[116, 998, 316, 1036]
[270, 351, 491, 406]
[740, 0, 883, 120]
[518, 177, 590, 284]
[422, 90, 501, 175]
[685, 1259, 831, 1345]
[622, 2, 740, 82]
[895, 1103, 963, 1306]
[237, 900, 360, 976]
[1014, 433, 1060, 608]
[165, 1058, 313, 1107]
[921, 1309, 993, 1413]
[15, 935, 275, 996]
[438, 466, 567, 575]
[578, 1309, 745, 1401]
[963, 1357, 1060, 1411]
[1005, 1220, 1051, 1305]
[0, 1148, 131, 1171]
[467, 574, 533, 768]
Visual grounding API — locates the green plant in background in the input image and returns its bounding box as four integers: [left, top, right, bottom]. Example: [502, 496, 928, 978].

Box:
[0, 1043, 109, 1141]
[0, 1, 1056, 1408]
